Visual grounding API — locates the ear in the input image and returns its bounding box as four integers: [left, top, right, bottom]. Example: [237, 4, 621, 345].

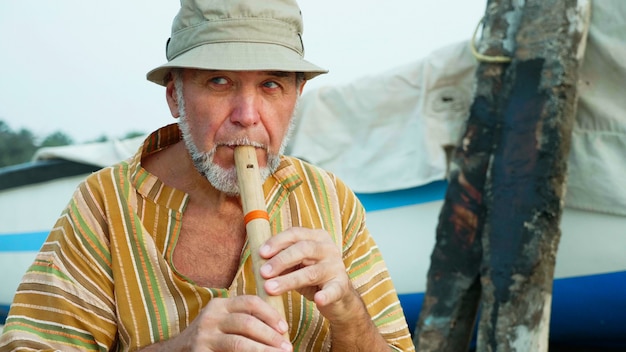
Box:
[166, 79, 180, 118]
[298, 80, 307, 96]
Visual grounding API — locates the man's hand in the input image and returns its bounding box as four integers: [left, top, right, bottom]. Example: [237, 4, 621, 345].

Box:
[139, 295, 292, 351]
[258, 227, 363, 325]
[258, 227, 390, 350]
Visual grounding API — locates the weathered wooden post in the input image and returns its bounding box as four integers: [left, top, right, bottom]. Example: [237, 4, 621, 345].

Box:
[414, 0, 590, 351]
[413, 0, 516, 350]
[477, 0, 590, 350]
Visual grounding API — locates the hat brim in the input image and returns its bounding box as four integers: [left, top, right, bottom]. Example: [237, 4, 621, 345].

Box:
[146, 42, 328, 86]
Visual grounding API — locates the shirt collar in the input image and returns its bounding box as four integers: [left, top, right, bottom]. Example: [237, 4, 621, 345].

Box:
[128, 123, 303, 211]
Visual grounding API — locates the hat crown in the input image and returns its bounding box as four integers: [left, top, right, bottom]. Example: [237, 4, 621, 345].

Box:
[146, 0, 327, 86]
[167, 0, 305, 61]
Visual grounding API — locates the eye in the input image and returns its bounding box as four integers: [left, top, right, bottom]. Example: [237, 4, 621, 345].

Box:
[262, 80, 280, 89]
[205, 76, 232, 91]
[210, 76, 229, 85]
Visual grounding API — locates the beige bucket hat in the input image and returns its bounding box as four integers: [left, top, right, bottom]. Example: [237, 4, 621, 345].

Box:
[146, 0, 328, 86]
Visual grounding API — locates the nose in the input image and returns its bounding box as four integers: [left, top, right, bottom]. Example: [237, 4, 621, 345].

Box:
[230, 88, 261, 127]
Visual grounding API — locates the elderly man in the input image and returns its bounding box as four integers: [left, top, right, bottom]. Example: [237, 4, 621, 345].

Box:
[0, 0, 414, 351]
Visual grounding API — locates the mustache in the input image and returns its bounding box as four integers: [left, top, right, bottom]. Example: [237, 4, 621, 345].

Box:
[218, 137, 268, 152]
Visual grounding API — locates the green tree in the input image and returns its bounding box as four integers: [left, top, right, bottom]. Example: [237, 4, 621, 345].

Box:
[0, 120, 38, 167]
[89, 135, 109, 143]
[40, 131, 73, 147]
[123, 131, 146, 139]
[0, 119, 146, 168]
[87, 131, 146, 143]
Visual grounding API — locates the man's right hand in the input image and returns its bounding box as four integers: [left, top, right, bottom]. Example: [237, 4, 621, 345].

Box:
[138, 295, 292, 351]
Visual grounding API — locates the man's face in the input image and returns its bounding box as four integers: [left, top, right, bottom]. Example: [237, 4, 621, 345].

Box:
[168, 69, 304, 195]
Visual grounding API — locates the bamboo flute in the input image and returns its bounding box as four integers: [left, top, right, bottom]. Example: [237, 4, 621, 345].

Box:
[234, 145, 289, 338]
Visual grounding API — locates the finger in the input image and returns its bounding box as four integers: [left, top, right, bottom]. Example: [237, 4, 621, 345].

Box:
[217, 334, 292, 352]
[226, 296, 290, 335]
[314, 283, 367, 327]
[264, 259, 337, 296]
[259, 227, 339, 298]
[221, 312, 291, 349]
[264, 240, 322, 274]
[260, 227, 329, 258]
[313, 278, 345, 307]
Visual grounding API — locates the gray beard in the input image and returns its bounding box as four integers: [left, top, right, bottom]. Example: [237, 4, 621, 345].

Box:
[174, 75, 296, 196]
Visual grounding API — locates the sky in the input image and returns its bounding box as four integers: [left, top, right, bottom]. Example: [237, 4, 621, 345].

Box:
[0, 1, 486, 143]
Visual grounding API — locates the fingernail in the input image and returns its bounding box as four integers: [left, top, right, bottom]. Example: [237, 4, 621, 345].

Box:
[281, 341, 293, 351]
[260, 244, 271, 255]
[278, 319, 289, 333]
[266, 279, 279, 291]
[260, 263, 272, 276]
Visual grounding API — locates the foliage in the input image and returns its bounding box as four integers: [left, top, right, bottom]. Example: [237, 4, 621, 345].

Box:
[0, 121, 38, 167]
[84, 131, 147, 144]
[0, 120, 145, 168]
[123, 131, 146, 139]
[89, 135, 110, 143]
[40, 131, 74, 147]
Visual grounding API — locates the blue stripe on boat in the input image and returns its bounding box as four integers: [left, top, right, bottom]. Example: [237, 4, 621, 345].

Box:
[0, 231, 49, 252]
[0, 181, 450, 252]
[1, 304, 9, 325]
[356, 180, 447, 212]
[550, 270, 626, 347]
[398, 271, 626, 347]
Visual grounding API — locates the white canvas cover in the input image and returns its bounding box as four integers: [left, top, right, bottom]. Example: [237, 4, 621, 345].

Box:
[33, 136, 144, 167]
[287, 41, 475, 193]
[287, 0, 626, 216]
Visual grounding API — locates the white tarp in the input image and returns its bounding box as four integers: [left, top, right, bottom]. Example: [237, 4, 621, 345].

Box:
[287, 41, 476, 193]
[287, 1, 626, 216]
[33, 136, 144, 167]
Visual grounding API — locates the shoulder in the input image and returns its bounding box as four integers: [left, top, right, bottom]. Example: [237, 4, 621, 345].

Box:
[82, 159, 133, 186]
[282, 155, 344, 187]
[281, 155, 364, 213]
[66, 159, 136, 212]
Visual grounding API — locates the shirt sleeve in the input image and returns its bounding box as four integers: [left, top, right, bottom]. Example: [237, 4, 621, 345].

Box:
[0, 181, 118, 351]
[333, 175, 416, 351]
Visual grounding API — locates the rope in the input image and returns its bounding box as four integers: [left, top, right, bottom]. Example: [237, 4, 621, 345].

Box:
[470, 17, 513, 63]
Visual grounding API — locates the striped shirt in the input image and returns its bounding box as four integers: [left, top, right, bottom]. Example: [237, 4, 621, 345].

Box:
[0, 124, 415, 351]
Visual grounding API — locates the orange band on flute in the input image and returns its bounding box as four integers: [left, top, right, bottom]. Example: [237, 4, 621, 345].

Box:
[244, 209, 270, 225]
